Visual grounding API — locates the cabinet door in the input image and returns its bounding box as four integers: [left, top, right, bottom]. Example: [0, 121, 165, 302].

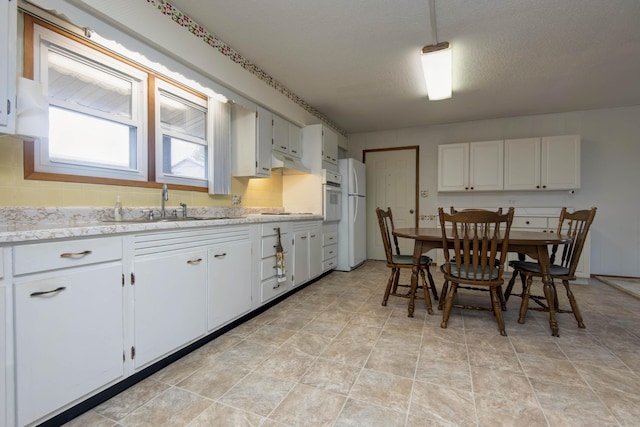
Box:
[289, 123, 302, 158]
[541, 135, 580, 190]
[0, 284, 5, 427]
[469, 140, 503, 190]
[133, 249, 206, 369]
[322, 126, 338, 164]
[14, 265, 124, 426]
[437, 143, 469, 191]
[309, 228, 322, 279]
[272, 114, 289, 154]
[293, 231, 310, 286]
[208, 240, 252, 331]
[256, 106, 273, 176]
[0, 0, 17, 131]
[504, 138, 541, 190]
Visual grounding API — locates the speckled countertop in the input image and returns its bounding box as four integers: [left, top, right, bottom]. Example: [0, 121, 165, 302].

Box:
[0, 207, 323, 244]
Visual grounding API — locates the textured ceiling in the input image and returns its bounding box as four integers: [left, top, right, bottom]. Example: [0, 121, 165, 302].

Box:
[168, 0, 640, 134]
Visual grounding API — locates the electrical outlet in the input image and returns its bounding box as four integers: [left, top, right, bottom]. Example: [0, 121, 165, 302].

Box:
[420, 190, 429, 198]
[231, 194, 242, 206]
[508, 199, 517, 205]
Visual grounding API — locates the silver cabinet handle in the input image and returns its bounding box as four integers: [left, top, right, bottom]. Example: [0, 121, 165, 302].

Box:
[30, 286, 66, 297]
[214, 253, 227, 258]
[187, 258, 203, 264]
[60, 250, 92, 258]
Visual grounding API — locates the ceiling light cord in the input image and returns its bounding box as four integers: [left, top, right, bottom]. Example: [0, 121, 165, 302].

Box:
[429, 0, 438, 44]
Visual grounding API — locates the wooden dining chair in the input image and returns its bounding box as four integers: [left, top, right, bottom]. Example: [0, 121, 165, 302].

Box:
[438, 207, 504, 310]
[438, 207, 515, 336]
[376, 207, 438, 313]
[504, 207, 597, 328]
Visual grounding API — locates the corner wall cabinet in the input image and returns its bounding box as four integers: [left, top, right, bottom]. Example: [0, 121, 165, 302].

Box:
[231, 104, 272, 177]
[504, 135, 580, 190]
[437, 140, 504, 192]
[303, 124, 338, 169]
[12, 237, 124, 427]
[0, 0, 17, 133]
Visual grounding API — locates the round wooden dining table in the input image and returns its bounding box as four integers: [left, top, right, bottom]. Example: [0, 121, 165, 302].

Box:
[392, 227, 572, 336]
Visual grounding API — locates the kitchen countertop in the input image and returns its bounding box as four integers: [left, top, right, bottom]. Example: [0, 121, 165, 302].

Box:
[0, 208, 323, 244]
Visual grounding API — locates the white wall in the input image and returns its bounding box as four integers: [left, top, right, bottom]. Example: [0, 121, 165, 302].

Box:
[348, 106, 640, 277]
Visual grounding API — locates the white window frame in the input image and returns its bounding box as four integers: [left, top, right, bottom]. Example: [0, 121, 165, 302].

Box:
[32, 23, 149, 181]
[155, 79, 209, 188]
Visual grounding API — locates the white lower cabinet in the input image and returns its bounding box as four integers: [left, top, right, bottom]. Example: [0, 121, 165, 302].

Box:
[292, 221, 322, 286]
[322, 222, 338, 272]
[1, 247, 6, 427]
[259, 223, 291, 303]
[132, 248, 207, 369]
[14, 264, 124, 427]
[208, 238, 252, 331]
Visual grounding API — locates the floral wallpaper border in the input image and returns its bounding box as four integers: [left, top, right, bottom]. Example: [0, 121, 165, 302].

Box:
[145, 0, 346, 137]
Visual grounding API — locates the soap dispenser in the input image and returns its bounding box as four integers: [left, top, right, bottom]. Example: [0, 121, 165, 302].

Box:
[114, 196, 123, 221]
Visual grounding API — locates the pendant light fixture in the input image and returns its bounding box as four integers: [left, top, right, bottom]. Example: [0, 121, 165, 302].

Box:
[420, 0, 452, 100]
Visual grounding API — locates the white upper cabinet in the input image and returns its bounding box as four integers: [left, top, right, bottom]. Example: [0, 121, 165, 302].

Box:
[0, 0, 17, 133]
[322, 126, 338, 165]
[272, 114, 290, 155]
[231, 104, 272, 177]
[504, 135, 580, 190]
[288, 123, 302, 158]
[438, 140, 503, 192]
[272, 114, 303, 159]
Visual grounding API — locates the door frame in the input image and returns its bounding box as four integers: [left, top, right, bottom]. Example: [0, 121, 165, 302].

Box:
[362, 145, 420, 227]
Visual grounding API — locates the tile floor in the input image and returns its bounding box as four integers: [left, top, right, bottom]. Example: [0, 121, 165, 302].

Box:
[65, 261, 640, 427]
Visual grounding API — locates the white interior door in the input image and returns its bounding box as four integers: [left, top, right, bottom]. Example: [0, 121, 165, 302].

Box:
[365, 149, 417, 260]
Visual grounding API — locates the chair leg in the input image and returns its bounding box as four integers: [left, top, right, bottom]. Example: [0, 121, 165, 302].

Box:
[504, 270, 519, 303]
[438, 279, 449, 311]
[518, 274, 534, 324]
[490, 287, 507, 336]
[497, 285, 507, 311]
[391, 268, 401, 294]
[441, 282, 458, 329]
[426, 267, 438, 301]
[419, 269, 434, 315]
[562, 279, 586, 328]
[381, 268, 396, 306]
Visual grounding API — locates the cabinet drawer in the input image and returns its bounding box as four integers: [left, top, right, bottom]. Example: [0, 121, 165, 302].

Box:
[323, 231, 337, 246]
[261, 276, 288, 303]
[323, 244, 337, 261]
[261, 222, 289, 236]
[13, 236, 122, 275]
[261, 256, 277, 280]
[322, 258, 337, 271]
[511, 217, 548, 229]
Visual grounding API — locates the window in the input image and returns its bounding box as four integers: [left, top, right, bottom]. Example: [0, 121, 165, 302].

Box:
[33, 23, 148, 181]
[155, 80, 209, 187]
[24, 17, 214, 190]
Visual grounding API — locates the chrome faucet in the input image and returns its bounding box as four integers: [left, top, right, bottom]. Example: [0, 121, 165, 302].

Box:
[179, 202, 188, 218]
[160, 183, 168, 218]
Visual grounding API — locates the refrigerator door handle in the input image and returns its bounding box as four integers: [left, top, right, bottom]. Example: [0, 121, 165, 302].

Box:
[353, 196, 359, 224]
[352, 166, 359, 196]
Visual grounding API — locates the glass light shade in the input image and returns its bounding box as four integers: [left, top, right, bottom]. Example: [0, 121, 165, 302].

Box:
[420, 45, 452, 101]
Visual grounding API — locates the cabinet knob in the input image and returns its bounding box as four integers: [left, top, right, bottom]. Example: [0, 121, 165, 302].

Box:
[536, 185, 540, 189]
[60, 250, 93, 258]
[187, 258, 203, 264]
[213, 253, 227, 258]
[526, 221, 530, 225]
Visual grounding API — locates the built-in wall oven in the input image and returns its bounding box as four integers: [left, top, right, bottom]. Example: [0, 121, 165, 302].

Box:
[322, 170, 342, 222]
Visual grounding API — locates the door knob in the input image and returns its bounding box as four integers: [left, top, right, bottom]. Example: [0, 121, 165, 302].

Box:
[410, 209, 414, 214]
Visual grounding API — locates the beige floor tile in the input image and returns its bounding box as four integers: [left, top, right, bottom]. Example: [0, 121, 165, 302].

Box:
[349, 369, 413, 412]
[269, 383, 346, 427]
[218, 372, 295, 417]
[594, 387, 640, 426]
[176, 358, 251, 400]
[188, 402, 263, 427]
[63, 410, 117, 427]
[320, 338, 375, 367]
[94, 377, 170, 421]
[214, 340, 276, 368]
[475, 393, 548, 427]
[119, 387, 212, 427]
[409, 380, 476, 427]
[300, 358, 361, 395]
[333, 398, 406, 427]
[279, 331, 332, 356]
[254, 346, 317, 381]
[518, 353, 587, 387]
[574, 363, 640, 395]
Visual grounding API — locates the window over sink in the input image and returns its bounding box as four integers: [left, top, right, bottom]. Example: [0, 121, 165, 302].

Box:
[22, 14, 223, 190]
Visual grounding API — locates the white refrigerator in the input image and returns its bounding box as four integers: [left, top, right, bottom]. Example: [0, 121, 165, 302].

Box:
[337, 158, 367, 271]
